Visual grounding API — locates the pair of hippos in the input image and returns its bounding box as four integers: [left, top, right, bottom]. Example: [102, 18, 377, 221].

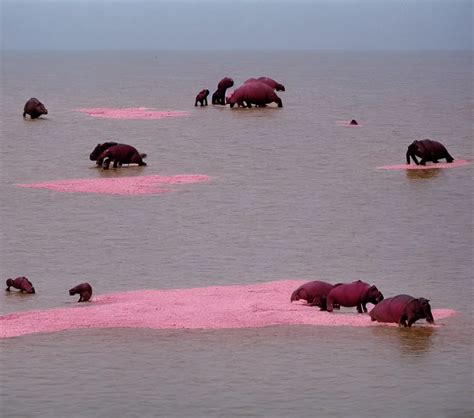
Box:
[195, 76, 284, 108]
[6, 277, 93, 302]
[291, 280, 434, 327]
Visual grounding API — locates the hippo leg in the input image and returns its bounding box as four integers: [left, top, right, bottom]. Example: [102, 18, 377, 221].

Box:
[356, 304, 364, 314]
[399, 315, 409, 327]
[113, 160, 119, 168]
[102, 158, 111, 170]
[276, 98, 283, 108]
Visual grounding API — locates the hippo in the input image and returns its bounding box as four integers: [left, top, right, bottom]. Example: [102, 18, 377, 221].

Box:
[406, 139, 454, 165]
[91, 143, 147, 170]
[23, 98, 48, 119]
[245, 77, 285, 92]
[212, 77, 234, 105]
[69, 282, 93, 302]
[290, 281, 341, 311]
[90, 142, 119, 165]
[350, 119, 358, 125]
[326, 280, 384, 313]
[195, 89, 209, 106]
[370, 294, 434, 327]
[226, 81, 283, 108]
[6, 277, 35, 294]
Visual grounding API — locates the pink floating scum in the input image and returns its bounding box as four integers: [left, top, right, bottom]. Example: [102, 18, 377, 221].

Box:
[377, 159, 470, 170]
[0, 280, 456, 338]
[17, 174, 211, 196]
[76, 107, 188, 120]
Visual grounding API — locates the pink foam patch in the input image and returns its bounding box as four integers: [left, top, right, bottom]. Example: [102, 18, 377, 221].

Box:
[76, 108, 188, 120]
[0, 280, 456, 338]
[17, 174, 210, 195]
[377, 159, 470, 170]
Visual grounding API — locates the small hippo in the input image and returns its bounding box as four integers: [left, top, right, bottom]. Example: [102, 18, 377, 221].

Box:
[23, 98, 48, 119]
[69, 282, 92, 302]
[350, 119, 358, 125]
[370, 294, 434, 327]
[195, 89, 209, 106]
[326, 280, 384, 313]
[91, 143, 147, 170]
[290, 281, 341, 311]
[6, 277, 35, 294]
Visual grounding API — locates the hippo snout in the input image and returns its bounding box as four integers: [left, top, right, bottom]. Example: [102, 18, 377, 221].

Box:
[69, 289, 75, 295]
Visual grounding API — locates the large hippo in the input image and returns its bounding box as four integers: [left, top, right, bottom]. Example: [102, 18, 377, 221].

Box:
[245, 77, 285, 92]
[406, 139, 454, 165]
[90, 143, 147, 170]
[326, 280, 384, 313]
[290, 280, 341, 311]
[195, 89, 209, 106]
[212, 77, 234, 105]
[6, 277, 35, 294]
[370, 294, 434, 327]
[69, 282, 92, 302]
[226, 81, 283, 108]
[23, 98, 48, 119]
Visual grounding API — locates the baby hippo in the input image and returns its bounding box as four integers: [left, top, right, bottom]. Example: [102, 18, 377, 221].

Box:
[23, 97, 48, 119]
[370, 294, 434, 327]
[326, 280, 384, 313]
[69, 282, 93, 302]
[195, 89, 209, 106]
[6, 277, 35, 294]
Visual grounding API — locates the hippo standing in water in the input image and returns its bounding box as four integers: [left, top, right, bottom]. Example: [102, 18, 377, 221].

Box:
[227, 81, 283, 108]
[23, 98, 48, 119]
[69, 282, 93, 302]
[89, 142, 147, 170]
[6, 277, 35, 294]
[212, 77, 234, 105]
[370, 294, 434, 327]
[195, 89, 209, 106]
[406, 139, 454, 165]
[290, 281, 341, 311]
[326, 280, 384, 313]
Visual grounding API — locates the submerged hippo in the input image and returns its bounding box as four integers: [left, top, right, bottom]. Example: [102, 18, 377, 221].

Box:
[90, 142, 147, 169]
[6, 277, 35, 294]
[326, 280, 384, 313]
[23, 98, 48, 119]
[370, 294, 434, 327]
[69, 282, 92, 302]
[290, 281, 341, 311]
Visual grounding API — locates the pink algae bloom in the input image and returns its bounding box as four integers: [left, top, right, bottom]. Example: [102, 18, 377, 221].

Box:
[17, 174, 210, 195]
[76, 107, 188, 120]
[0, 280, 456, 338]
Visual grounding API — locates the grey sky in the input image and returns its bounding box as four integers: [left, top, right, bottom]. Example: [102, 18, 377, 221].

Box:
[1, 0, 472, 50]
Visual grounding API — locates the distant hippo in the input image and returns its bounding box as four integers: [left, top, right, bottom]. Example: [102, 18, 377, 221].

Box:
[90, 143, 147, 169]
[326, 280, 384, 313]
[227, 81, 283, 108]
[350, 119, 358, 125]
[245, 77, 285, 92]
[290, 281, 341, 311]
[6, 277, 35, 294]
[370, 294, 434, 327]
[406, 139, 454, 165]
[23, 98, 48, 119]
[69, 282, 92, 302]
[195, 89, 209, 106]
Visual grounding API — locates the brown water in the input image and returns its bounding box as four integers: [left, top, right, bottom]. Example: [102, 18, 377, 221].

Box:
[0, 51, 472, 417]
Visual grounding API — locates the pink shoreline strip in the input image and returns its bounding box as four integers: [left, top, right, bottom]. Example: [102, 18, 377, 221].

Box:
[16, 174, 211, 195]
[0, 280, 456, 338]
[377, 159, 470, 170]
[76, 108, 188, 120]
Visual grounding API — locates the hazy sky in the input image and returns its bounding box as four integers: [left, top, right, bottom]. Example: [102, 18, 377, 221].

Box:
[1, 0, 472, 50]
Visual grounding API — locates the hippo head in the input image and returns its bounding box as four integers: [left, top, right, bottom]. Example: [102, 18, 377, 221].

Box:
[37, 102, 48, 116]
[6, 278, 14, 287]
[69, 287, 77, 296]
[90, 142, 118, 161]
[275, 83, 285, 92]
[290, 289, 300, 302]
[415, 298, 434, 324]
[366, 285, 384, 305]
[406, 140, 421, 164]
[218, 77, 234, 90]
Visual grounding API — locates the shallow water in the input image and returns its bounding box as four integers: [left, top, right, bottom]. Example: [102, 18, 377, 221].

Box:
[0, 50, 472, 417]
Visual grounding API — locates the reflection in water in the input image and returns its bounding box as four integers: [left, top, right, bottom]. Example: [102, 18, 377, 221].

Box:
[371, 326, 435, 355]
[405, 169, 440, 180]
